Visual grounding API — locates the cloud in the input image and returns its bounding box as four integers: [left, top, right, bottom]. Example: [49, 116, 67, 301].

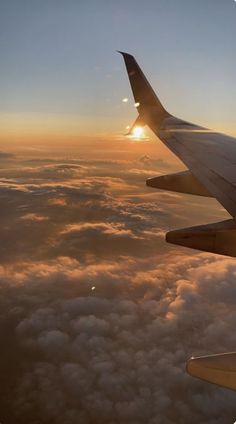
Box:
[0, 254, 236, 423]
[0, 145, 234, 424]
[55, 222, 166, 260]
[0, 169, 174, 263]
[20, 213, 49, 222]
[0, 151, 14, 160]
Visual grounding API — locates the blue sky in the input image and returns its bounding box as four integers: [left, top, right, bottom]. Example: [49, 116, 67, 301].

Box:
[1, 0, 236, 136]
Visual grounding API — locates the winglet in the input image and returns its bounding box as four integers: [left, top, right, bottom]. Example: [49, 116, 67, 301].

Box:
[118, 51, 170, 122]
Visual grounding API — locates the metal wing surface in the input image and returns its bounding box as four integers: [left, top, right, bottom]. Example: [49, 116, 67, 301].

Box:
[119, 52, 236, 257]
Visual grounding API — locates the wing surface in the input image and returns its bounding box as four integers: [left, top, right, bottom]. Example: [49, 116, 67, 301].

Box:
[119, 51, 236, 218]
[119, 51, 236, 390]
[158, 125, 236, 217]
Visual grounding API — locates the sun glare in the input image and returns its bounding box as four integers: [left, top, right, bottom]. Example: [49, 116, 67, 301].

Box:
[132, 126, 144, 139]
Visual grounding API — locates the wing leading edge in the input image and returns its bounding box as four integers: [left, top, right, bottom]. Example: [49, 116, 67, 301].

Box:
[119, 51, 236, 258]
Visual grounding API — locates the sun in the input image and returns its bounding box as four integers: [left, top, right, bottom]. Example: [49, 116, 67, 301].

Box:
[132, 126, 144, 139]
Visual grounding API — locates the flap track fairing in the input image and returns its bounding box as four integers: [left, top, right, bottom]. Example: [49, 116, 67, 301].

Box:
[146, 171, 212, 197]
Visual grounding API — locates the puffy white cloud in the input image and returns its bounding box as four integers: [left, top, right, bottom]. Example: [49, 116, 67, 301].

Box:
[0, 254, 234, 423]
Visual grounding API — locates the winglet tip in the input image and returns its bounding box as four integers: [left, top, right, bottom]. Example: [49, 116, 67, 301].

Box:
[117, 51, 134, 59]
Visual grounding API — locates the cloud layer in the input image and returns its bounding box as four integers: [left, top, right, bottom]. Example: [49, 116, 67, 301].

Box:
[0, 140, 234, 423]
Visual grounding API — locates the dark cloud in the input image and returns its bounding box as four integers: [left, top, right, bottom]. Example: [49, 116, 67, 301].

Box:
[0, 151, 14, 160]
[0, 144, 234, 423]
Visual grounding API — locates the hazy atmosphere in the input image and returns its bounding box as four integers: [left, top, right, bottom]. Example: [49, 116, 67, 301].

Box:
[1, 1, 236, 423]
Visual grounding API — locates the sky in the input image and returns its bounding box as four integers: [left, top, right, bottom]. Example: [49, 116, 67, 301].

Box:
[1, 0, 236, 141]
[1, 1, 236, 423]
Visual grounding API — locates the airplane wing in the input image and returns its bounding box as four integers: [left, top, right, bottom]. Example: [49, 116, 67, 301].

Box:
[119, 51, 236, 392]
[119, 51, 236, 258]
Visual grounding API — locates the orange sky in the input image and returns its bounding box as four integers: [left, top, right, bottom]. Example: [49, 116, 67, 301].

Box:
[1, 109, 236, 148]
